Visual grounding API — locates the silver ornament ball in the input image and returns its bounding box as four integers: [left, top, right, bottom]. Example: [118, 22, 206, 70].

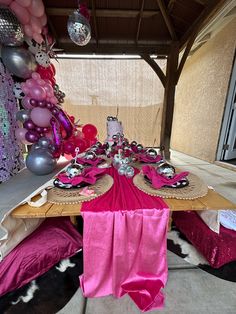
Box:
[67, 10, 91, 46]
[147, 148, 157, 158]
[156, 163, 175, 179]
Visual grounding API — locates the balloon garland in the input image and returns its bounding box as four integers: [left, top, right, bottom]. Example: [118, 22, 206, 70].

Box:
[0, 1, 98, 175]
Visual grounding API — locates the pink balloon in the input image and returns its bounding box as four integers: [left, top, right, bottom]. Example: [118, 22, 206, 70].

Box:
[10, 2, 30, 25]
[26, 78, 36, 88]
[30, 16, 41, 34]
[16, 0, 31, 7]
[30, 85, 46, 100]
[31, 107, 52, 127]
[21, 83, 29, 94]
[50, 96, 58, 104]
[15, 128, 31, 145]
[36, 78, 46, 86]
[22, 96, 34, 109]
[40, 13, 47, 27]
[23, 24, 33, 37]
[44, 83, 53, 94]
[0, 0, 12, 5]
[29, 0, 44, 17]
[32, 32, 44, 44]
[32, 72, 41, 80]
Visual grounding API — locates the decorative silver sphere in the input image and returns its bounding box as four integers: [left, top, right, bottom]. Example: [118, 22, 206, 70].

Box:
[147, 148, 157, 158]
[131, 141, 137, 146]
[66, 164, 84, 177]
[85, 151, 97, 160]
[67, 10, 91, 46]
[107, 116, 113, 121]
[0, 7, 24, 46]
[136, 144, 143, 151]
[156, 163, 175, 179]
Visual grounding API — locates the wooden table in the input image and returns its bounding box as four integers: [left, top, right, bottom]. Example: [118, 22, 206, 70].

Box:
[11, 189, 236, 219]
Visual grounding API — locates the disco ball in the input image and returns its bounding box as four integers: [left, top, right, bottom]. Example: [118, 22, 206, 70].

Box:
[67, 10, 91, 46]
[0, 7, 24, 46]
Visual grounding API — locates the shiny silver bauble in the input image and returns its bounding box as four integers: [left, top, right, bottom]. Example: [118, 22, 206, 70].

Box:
[85, 151, 97, 160]
[67, 10, 91, 46]
[156, 162, 175, 179]
[146, 148, 157, 158]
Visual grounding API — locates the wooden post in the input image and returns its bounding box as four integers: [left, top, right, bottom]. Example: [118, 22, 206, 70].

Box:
[160, 42, 179, 159]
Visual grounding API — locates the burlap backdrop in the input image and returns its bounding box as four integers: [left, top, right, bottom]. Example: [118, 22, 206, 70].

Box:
[53, 59, 165, 146]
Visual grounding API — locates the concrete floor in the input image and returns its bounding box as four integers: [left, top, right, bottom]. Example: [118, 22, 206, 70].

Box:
[57, 151, 236, 314]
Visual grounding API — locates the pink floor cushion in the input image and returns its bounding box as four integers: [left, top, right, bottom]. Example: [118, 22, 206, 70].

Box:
[0, 217, 83, 297]
[172, 211, 236, 268]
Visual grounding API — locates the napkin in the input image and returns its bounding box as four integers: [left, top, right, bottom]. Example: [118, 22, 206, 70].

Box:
[57, 167, 106, 186]
[138, 153, 162, 163]
[76, 157, 105, 166]
[142, 165, 189, 189]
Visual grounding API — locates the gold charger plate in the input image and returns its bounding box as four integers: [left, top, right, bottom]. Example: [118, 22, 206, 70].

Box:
[47, 174, 113, 204]
[133, 172, 208, 200]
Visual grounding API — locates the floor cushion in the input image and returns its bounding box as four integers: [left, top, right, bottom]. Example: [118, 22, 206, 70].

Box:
[173, 211, 236, 268]
[0, 217, 83, 296]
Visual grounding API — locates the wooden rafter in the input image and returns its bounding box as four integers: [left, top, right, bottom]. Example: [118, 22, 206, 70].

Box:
[180, 0, 227, 50]
[92, 0, 99, 47]
[156, 0, 177, 40]
[46, 8, 160, 18]
[136, 0, 145, 44]
[176, 33, 198, 83]
[140, 53, 166, 87]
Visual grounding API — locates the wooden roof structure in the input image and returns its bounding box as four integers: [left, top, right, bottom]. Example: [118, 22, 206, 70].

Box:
[44, 0, 229, 156]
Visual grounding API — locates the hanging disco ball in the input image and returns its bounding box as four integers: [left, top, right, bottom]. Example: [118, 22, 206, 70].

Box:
[67, 10, 91, 46]
[0, 7, 24, 46]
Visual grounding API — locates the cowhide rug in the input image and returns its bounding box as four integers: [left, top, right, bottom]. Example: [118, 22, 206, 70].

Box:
[0, 250, 83, 314]
[167, 227, 236, 282]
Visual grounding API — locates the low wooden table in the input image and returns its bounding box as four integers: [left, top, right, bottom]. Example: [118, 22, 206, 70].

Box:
[11, 189, 236, 219]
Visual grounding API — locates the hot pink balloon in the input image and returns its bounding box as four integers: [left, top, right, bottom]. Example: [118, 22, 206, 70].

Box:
[31, 107, 52, 127]
[10, 2, 30, 25]
[22, 96, 34, 109]
[15, 128, 31, 145]
[16, 0, 31, 7]
[44, 83, 54, 95]
[21, 83, 29, 94]
[30, 85, 46, 100]
[50, 96, 58, 104]
[29, 0, 44, 17]
[37, 78, 46, 86]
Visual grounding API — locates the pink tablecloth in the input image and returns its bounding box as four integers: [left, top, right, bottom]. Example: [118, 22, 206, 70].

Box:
[80, 167, 169, 312]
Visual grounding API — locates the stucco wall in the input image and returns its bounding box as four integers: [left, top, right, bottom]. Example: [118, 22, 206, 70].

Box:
[171, 17, 236, 162]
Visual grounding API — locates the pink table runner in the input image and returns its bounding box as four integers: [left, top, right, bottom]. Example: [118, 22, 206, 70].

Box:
[80, 167, 169, 312]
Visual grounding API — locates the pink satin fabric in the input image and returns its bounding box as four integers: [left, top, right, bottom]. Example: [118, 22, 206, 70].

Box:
[58, 167, 105, 186]
[137, 153, 162, 163]
[76, 157, 105, 166]
[80, 167, 169, 312]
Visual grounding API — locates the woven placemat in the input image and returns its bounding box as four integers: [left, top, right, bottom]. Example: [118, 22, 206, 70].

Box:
[47, 174, 113, 204]
[133, 172, 208, 200]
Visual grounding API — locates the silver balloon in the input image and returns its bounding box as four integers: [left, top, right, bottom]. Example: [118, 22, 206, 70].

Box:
[67, 10, 91, 46]
[1, 46, 37, 79]
[26, 148, 57, 175]
[38, 137, 52, 149]
[16, 109, 31, 123]
[156, 162, 175, 179]
[0, 7, 24, 46]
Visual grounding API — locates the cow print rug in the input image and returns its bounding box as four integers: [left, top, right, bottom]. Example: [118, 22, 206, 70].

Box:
[0, 250, 83, 314]
[167, 226, 236, 282]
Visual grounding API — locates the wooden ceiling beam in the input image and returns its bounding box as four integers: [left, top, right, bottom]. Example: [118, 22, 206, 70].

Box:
[58, 43, 170, 56]
[156, 0, 177, 40]
[46, 8, 160, 18]
[91, 0, 99, 47]
[136, 0, 145, 44]
[140, 53, 166, 87]
[180, 0, 227, 50]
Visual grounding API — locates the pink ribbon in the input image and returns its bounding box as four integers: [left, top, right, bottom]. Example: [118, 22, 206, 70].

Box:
[138, 153, 162, 163]
[76, 157, 105, 166]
